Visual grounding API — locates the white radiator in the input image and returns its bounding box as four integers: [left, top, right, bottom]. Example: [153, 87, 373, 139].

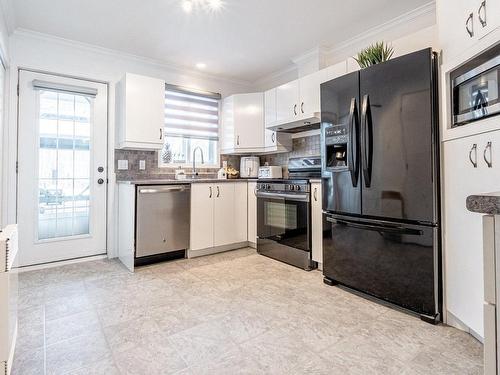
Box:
[0, 225, 18, 375]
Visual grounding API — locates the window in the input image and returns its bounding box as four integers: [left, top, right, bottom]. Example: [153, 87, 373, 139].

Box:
[160, 85, 221, 167]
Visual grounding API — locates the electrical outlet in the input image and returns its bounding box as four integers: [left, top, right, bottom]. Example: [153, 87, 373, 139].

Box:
[139, 160, 146, 170]
[117, 160, 128, 170]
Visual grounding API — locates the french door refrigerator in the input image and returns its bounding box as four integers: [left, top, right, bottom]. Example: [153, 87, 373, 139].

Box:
[320, 48, 441, 323]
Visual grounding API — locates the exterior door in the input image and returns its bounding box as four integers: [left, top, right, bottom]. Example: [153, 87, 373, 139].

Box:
[17, 70, 108, 266]
[359, 48, 437, 224]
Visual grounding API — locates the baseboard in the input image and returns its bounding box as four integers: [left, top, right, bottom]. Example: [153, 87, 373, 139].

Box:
[18, 254, 108, 272]
[187, 242, 249, 258]
[446, 310, 484, 344]
[248, 241, 256, 249]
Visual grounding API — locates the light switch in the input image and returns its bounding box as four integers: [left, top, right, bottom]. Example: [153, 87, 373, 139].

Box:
[139, 160, 146, 170]
[117, 160, 128, 170]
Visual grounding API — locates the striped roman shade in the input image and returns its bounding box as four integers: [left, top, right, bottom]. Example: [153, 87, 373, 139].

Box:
[164, 84, 221, 141]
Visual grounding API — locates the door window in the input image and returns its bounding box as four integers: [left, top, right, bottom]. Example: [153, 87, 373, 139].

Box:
[37, 90, 92, 240]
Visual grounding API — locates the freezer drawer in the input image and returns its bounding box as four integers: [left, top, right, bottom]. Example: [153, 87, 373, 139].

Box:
[323, 214, 439, 317]
[136, 185, 190, 258]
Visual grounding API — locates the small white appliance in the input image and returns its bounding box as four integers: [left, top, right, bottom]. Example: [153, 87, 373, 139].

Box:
[240, 157, 260, 178]
[0, 225, 18, 375]
[258, 166, 282, 179]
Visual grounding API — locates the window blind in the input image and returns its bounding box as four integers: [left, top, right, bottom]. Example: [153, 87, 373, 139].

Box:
[164, 84, 221, 141]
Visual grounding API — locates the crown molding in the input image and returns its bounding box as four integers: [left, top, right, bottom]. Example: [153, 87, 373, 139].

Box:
[324, 1, 436, 57]
[253, 1, 436, 89]
[291, 46, 328, 66]
[12, 28, 254, 88]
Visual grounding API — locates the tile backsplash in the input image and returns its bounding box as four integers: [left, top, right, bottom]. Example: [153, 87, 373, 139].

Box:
[115, 134, 320, 180]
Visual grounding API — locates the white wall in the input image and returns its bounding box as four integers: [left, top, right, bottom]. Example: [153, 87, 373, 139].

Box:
[0, 1, 10, 229]
[253, 3, 437, 91]
[3, 29, 253, 257]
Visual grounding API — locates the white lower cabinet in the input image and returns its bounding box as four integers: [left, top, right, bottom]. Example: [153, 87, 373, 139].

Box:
[190, 184, 215, 251]
[247, 181, 257, 246]
[311, 181, 323, 266]
[190, 182, 248, 255]
[443, 129, 500, 338]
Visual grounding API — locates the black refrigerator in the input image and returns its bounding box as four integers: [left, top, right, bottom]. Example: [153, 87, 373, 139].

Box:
[320, 48, 441, 323]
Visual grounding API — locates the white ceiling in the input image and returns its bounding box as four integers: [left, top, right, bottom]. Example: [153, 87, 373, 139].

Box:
[10, 0, 432, 82]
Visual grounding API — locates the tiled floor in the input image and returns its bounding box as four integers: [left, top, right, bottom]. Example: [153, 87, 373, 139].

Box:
[13, 248, 483, 374]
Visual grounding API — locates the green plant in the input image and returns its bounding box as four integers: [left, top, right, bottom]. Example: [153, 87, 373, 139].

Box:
[354, 42, 394, 68]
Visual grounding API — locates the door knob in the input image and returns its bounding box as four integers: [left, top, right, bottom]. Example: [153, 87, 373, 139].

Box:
[97, 166, 104, 173]
[98, 178, 105, 184]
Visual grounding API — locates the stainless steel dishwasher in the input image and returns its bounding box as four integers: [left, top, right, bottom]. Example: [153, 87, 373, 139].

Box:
[135, 184, 190, 266]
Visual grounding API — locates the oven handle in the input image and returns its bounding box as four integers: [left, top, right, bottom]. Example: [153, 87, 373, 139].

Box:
[326, 216, 422, 236]
[256, 191, 310, 202]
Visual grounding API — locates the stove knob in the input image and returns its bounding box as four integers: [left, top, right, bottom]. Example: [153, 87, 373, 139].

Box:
[295, 185, 301, 191]
[266, 184, 271, 190]
[289, 185, 295, 191]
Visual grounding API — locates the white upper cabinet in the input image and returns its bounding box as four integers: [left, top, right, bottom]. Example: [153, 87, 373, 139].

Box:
[264, 88, 277, 127]
[475, 0, 500, 39]
[264, 87, 292, 152]
[116, 73, 165, 150]
[298, 70, 323, 116]
[220, 93, 264, 153]
[437, 0, 500, 63]
[276, 79, 300, 123]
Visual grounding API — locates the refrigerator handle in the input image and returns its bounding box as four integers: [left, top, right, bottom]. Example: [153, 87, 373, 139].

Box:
[361, 94, 373, 188]
[347, 97, 359, 187]
[326, 216, 423, 236]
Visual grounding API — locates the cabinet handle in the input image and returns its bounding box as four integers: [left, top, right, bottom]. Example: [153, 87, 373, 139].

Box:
[294, 104, 297, 116]
[209, 186, 212, 198]
[469, 143, 478, 168]
[466, 13, 474, 37]
[216, 186, 220, 198]
[478, 0, 487, 27]
[314, 187, 318, 201]
[237, 135, 240, 146]
[271, 132, 275, 143]
[301, 102, 304, 114]
[484, 141, 492, 168]
[160, 128, 163, 140]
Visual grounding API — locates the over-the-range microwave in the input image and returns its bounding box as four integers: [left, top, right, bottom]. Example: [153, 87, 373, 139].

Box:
[451, 43, 500, 127]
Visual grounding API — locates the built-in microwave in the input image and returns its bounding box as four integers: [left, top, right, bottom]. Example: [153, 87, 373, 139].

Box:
[451, 43, 500, 127]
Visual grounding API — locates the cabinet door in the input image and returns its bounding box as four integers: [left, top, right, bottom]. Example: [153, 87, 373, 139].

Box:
[247, 182, 257, 245]
[264, 88, 277, 127]
[476, 0, 500, 39]
[214, 184, 236, 246]
[190, 184, 214, 250]
[443, 130, 500, 337]
[436, 0, 476, 63]
[123, 73, 165, 148]
[234, 182, 248, 243]
[311, 182, 323, 264]
[276, 79, 299, 123]
[299, 71, 323, 116]
[220, 96, 235, 152]
[234, 93, 264, 149]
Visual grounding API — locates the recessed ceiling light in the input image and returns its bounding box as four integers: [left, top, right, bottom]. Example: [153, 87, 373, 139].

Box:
[182, 0, 193, 13]
[207, 0, 222, 10]
[196, 62, 206, 69]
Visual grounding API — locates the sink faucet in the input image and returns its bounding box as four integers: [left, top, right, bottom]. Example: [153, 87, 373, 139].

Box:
[192, 146, 204, 177]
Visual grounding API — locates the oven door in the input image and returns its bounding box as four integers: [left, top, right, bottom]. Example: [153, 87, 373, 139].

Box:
[256, 191, 313, 269]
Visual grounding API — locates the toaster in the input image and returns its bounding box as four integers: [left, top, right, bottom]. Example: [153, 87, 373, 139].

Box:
[258, 166, 282, 179]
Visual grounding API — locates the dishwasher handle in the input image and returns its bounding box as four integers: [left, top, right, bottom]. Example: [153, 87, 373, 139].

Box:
[138, 185, 190, 194]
